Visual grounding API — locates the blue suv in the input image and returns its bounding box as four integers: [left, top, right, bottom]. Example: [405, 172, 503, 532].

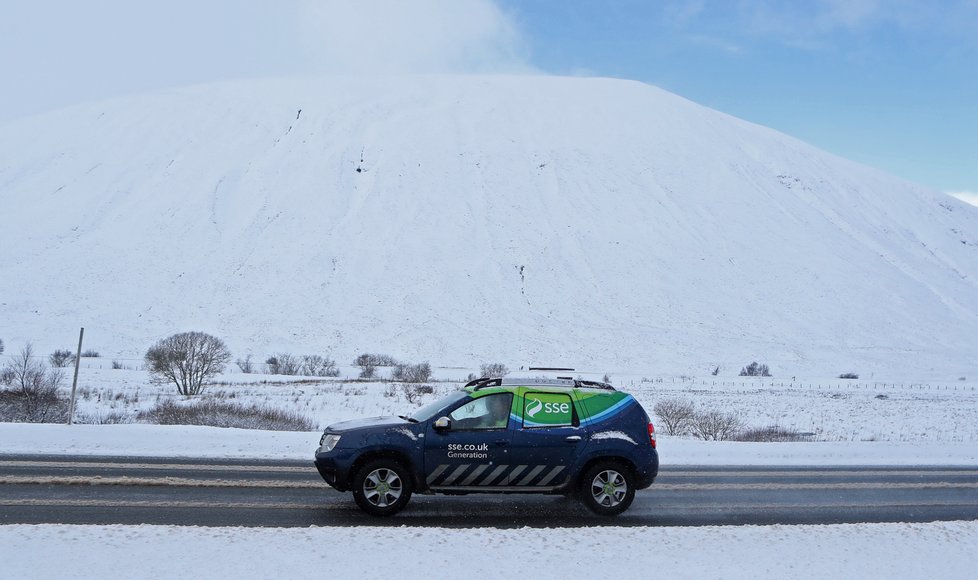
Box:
[314, 377, 658, 516]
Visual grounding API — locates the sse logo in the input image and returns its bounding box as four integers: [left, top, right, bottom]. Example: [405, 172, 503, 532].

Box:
[525, 395, 573, 424]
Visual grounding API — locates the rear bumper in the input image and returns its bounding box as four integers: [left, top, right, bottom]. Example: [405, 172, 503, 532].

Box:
[634, 447, 659, 489]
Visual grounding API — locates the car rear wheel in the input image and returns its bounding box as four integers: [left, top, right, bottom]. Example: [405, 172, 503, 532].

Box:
[580, 461, 635, 516]
[352, 459, 413, 516]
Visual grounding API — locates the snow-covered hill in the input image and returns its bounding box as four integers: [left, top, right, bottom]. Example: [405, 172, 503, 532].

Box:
[1, 75, 976, 378]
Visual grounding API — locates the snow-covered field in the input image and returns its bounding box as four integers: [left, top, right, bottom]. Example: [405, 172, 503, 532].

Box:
[53, 361, 978, 444]
[2, 360, 977, 462]
[2, 521, 976, 579]
[4, 422, 978, 465]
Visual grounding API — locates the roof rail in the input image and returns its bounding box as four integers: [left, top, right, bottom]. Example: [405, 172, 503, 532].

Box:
[466, 376, 616, 391]
[574, 380, 616, 391]
[467, 377, 503, 390]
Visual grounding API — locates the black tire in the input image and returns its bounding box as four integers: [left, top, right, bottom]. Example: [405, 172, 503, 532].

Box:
[580, 461, 635, 516]
[351, 459, 413, 516]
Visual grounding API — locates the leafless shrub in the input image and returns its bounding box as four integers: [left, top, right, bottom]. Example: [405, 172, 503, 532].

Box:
[362, 353, 399, 366]
[480, 363, 509, 377]
[265, 353, 301, 375]
[739, 362, 771, 377]
[236, 355, 255, 374]
[838, 372, 859, 379]
[392, 362, 432, 383]
[653, 398, 697, 436]
[354, 354, 377, 379]
[733, 425, 814, 442]
[111, 360, 124, 370]
[355, 353, 401, 378]
[691, 409, 744, 441]
[0, 338, 4, 355]
[300, 355, 340, 377]
[383, 383, 398, 398]
[466, 373, 477, 382]
[75, 410, 134, 425]
[137, 399, 315, 431]
[80, 349, 100, 358]
[49, 349, 75, 368]
[0, 344, 68, 423]
[402, 383, 434, 404]
[144, 331, 231, 396]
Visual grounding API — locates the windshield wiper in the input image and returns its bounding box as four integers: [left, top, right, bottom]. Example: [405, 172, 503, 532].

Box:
[398, 415, 419, 423]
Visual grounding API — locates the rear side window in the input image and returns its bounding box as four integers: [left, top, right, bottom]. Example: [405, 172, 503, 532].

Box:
[522, 392, 576, 428]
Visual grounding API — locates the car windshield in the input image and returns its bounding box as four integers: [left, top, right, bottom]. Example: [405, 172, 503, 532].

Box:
[409, 390, 469, 422]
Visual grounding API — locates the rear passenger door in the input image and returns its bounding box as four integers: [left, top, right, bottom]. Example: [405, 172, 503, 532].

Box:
[506, 391, 587, 489]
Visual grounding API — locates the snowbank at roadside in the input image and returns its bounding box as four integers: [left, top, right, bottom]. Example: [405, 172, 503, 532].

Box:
[3, 423, 978, 465]
[2, 521, 975, 579]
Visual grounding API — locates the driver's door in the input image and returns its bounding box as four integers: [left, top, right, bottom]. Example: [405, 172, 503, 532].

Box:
[423, 393, 514, 489]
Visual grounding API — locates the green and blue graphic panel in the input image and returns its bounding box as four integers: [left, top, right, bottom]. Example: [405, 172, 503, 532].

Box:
[522, 392, 574, 427]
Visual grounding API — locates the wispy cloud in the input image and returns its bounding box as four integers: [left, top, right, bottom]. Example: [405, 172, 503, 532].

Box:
[298, 0, 532, 74]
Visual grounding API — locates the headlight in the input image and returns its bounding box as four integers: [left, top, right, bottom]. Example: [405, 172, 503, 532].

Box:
[319, 434, 341, 452]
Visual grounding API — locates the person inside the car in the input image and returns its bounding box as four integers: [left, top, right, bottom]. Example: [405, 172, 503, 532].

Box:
[478, 394, 511, 429]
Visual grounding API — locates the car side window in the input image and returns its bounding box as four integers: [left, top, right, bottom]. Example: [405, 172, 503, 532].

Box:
[522, 392, 577, 428]
[448, 393, 513, 430]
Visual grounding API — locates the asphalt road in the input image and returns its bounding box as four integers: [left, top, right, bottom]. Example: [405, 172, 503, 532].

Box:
[2, 455, 977, 528]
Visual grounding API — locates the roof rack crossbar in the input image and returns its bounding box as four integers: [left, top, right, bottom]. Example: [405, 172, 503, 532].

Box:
[574, 380, 616, 391]
[469, 377, 503, 390]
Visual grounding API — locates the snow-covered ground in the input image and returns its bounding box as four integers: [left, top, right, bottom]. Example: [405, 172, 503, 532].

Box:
[2, 362, 977, 462]
[3, 422, 978, 465]
[51, 361, 978, 444]
[2, 521, 976, 579]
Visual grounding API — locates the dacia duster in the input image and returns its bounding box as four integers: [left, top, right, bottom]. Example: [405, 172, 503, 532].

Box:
[314, 376, 658, 516]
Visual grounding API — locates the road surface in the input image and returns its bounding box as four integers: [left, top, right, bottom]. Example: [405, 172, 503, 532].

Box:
[2, 455, 977, 527]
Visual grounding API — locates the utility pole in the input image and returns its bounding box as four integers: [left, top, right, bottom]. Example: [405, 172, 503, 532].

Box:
[68, 327, 84, 425]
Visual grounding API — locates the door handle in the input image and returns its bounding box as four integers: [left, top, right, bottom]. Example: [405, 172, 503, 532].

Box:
[565, 436, 582, 442]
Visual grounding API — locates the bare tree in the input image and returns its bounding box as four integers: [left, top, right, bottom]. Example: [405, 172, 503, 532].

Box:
[739, 362, 771, 377]
[354, 353, 377, 379]
[1, 343, 67, 422]
[653, 398, 696, 435]
[300, 354, 340, 377]
[479, 363, 509, 377]
[691, 410, 744, 441]
[145, 332, 231, 396]
[266, 353, 300, 375]
[392, 362, 432, 383]
[236, 355, 254, 374]
[49, 349, 75, 367]
[0, 338, 4, 355]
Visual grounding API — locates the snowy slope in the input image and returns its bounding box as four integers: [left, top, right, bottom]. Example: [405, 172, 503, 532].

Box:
[1, 75, 976, 377]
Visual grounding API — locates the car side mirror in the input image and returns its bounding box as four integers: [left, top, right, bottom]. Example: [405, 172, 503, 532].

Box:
[433, 416, 451, 431]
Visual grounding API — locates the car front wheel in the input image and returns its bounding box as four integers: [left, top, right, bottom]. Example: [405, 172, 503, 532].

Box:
[352, 459, 413, 516]
[580, 461, 635, 516]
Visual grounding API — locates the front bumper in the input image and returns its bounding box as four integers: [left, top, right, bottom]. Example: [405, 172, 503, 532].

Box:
[313, 447, 358, 491]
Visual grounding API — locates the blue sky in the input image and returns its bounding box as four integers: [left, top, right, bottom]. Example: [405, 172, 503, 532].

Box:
[0, 0, 975, 196]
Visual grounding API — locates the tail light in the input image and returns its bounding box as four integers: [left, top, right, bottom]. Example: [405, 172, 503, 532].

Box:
[648, 422, 656, 448]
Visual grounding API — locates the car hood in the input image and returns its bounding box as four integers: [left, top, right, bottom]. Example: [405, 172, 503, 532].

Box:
[325, 416, 411, 434]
